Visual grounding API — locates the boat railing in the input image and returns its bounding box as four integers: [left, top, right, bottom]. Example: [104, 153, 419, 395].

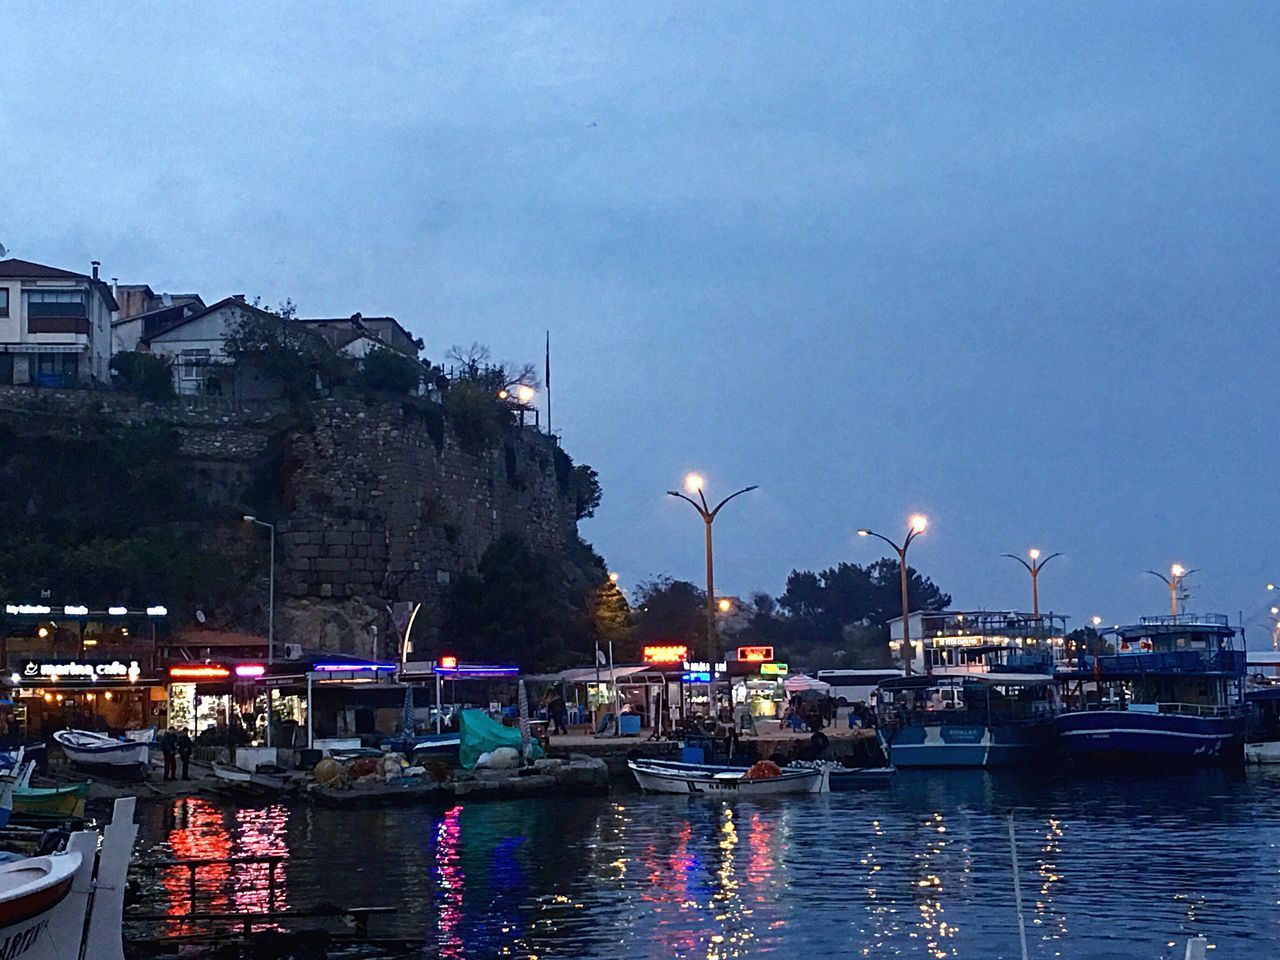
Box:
[1154, 702, 1241, 718]
[1138, 613, 1230, 627]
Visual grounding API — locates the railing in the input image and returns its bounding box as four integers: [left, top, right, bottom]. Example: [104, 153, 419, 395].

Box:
[1139, 613, 1230, 627]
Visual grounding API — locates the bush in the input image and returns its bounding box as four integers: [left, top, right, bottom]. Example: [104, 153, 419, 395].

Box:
[109, 352, 175, 400]
[352, 348, 422, 396]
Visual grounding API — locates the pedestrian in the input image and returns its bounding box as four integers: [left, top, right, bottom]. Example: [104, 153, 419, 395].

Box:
[177, 729, 194, 781]
[549, 692, 569, 735]
[160, 727, 178, 782]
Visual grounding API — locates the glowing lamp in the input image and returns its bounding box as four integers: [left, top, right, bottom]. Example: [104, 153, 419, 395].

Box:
[108, 606, 127, 616]
[909, 514, 928, 534]
[234, 664, 266, 679]
[1029, 548, 1041, 560]
[684, 472, 703, 493]
[146, 606, 168, 617]
[718, 598, 731, 612]
[1171, 564, 1185, 578]
[169, 665, 230, 680]
[517, 384, 535, 403]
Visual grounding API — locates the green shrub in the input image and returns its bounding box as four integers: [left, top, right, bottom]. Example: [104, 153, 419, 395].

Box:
[109, 351, 175, 400]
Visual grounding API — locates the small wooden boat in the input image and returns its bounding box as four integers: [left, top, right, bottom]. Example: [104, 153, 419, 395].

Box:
[629, 758, 830, 795]
[52, 730, 148, 777]
[13, 782, 90, 820]
[0, 795, 137, 960]
[212, 762, 293, 794]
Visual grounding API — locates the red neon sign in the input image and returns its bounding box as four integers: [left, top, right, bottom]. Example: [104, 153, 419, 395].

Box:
[736, 646, 774, 662]
[439, 655, 458, 670]
[168, 665, 230, 680]
[642, 644, 688, 664]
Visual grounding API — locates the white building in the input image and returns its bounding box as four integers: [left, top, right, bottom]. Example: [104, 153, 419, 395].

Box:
[888, 609, 1068, 674]
[141, 296, 280, 396]
[0, 258, 118, 387]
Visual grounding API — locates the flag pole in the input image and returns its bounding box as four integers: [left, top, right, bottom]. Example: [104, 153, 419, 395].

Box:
[545, 330, 551, 436]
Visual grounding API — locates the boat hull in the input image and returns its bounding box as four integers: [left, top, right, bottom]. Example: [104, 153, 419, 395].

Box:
[1056, 710, 1245, 765]
[13, 783, 90, 819]
[1245, 741, 1280, 764]
[53, 731, 149, 777]
[629, 760, 829, 795]
[878, 722, 1053, 768]
[0, 852, 81, 960]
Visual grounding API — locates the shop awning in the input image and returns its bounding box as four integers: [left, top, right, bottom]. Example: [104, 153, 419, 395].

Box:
[559, 665, 653, 683]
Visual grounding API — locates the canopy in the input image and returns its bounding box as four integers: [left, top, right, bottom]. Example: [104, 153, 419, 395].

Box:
[458, 708, 544, 769]
[966, 672, 1055, 686]
[559, 665, 654, 683]
[783, 674, 831, 694]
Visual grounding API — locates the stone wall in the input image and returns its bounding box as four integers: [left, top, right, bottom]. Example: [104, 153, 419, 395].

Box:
[0, 387, 588, 660]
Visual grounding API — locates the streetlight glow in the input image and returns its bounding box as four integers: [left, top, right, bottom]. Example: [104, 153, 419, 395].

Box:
[684, 472, 704, 493]
[1092, 616, 1102, 627]
[1028, 548, 1041, 560]
[608, 572, 619, 584]
[517, 384, 535, 403]
[857, 529, 870, 537]
[909, 514, 928, 534]
[1171, 563, 1185, 578]
[718, 598, 731, 612]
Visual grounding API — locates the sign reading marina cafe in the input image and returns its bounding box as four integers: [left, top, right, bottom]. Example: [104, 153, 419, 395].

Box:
[19, 659, 143, 684]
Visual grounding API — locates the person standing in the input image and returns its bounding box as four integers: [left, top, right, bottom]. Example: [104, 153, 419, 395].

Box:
[549, 692, 568, 736]
[177, 729, 194, 781]
[160, 727, 178, 782]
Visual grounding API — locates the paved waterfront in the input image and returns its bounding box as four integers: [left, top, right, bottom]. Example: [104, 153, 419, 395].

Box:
[128, 766, 1280, 959]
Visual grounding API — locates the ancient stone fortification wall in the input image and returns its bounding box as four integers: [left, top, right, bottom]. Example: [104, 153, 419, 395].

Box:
[275, 399, 579, 655]
[0, 387, 583, 658]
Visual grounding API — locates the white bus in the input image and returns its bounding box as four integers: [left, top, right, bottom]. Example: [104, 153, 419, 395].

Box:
[816, 669, 905, 706]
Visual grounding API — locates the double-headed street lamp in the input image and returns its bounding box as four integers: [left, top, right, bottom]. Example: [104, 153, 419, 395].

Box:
[1146, 563, 1196, 617]
[667, 474, 757, 660]
[858, 514, 928, 675]
[1001, 548, 1062, 621]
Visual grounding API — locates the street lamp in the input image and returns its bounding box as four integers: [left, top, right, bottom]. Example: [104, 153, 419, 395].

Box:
[1091, 616, 1102, 627]
[243, 516, 276, 663]
[1146, 563, 1196, 616]
[667, 475, 757, 659]
[1001, 548, 1062, 621]
[858, 514, 929, 675]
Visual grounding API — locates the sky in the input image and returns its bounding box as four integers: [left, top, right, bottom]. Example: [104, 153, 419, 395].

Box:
[4, 3, 1279, 635]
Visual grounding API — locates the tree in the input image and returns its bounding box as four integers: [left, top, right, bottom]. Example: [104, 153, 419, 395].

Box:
[109, 351, 175, 400]
[631, 576, 707, 651]
[222, 300, 349, 400]
[352, 347, 423, 396]
[442, 533, 594, 671]
[591, 579, 635, 659]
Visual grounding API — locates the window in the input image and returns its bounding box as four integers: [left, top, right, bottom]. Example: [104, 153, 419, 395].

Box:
[25, 290, 86, 318]
[179, 349, 210, 384]
[33, 353, 79, 387]
[0, 289, 8, 317]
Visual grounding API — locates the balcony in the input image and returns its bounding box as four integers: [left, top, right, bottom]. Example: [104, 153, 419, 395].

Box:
[27, 316, 90, 335]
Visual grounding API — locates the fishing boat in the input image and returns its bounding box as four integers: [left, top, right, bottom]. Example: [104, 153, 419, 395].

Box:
[1243, 680, 1280, 763]
[628, 758, 830, 795]
[0, 744, 46, 773]
[827, 766, 896, 790]
[211, 762, 293, 795]
[12, 782, 90, 820]
[875, 672, 1059, 767]
[52, 730, 149, 778]
[1055, 614, 1247, 766]
[0, 795, 137, 960]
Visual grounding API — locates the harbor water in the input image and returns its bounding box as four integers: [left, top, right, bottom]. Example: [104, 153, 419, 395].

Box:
[133, 768, 1280, 959]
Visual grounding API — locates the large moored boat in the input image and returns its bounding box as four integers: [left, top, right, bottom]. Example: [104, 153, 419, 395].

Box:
[1055, 614, 1246, 766]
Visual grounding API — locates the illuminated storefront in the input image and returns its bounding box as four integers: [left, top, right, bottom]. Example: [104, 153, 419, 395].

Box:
[11, 657, 166, 737]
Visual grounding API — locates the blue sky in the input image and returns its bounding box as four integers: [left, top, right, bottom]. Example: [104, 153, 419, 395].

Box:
[4, 3, 1278, 633]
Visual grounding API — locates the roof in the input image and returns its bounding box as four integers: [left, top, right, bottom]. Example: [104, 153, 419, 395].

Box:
[559, 665, 654, 683]
[141, 296, 276, 344]
[296, 315, 417, 348]
[0, 258, 119, 311]
[0, 258, 89, 280]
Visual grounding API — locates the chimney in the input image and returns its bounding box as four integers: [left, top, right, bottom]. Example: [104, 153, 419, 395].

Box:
[111, 278, 118, 299]
[90, 261, 100, 281]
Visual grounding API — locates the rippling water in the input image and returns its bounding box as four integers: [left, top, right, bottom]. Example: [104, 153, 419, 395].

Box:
[131, 768, 1280, 959]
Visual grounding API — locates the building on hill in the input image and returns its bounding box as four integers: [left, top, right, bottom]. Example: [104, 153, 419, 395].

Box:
[140, 295, 295, 397]
[293, 314, 419, 358]
[111, 285, 206, 353]
[0, 258, 118, 387]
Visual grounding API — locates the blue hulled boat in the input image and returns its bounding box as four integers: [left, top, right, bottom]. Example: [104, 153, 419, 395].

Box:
[875, 671, 1059, 767]
[1055, 614, 1246, 766]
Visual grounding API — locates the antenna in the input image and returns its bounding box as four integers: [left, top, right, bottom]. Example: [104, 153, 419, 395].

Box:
[0, 242, 8, 258]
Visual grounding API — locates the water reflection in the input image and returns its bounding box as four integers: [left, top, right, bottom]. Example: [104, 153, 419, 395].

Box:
[131, 772, 1280, 959]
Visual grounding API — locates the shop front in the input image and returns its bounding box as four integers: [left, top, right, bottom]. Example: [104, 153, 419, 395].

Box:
[166, 662, 267, 743]
[11, 657, 167, 738]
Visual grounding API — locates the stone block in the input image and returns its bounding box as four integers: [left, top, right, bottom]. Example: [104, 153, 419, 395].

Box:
[314, 558, 348, 572]
[324, 531, 353, 546]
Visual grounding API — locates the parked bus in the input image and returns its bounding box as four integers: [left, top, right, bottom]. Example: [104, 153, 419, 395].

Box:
[816, 668, 904, 706]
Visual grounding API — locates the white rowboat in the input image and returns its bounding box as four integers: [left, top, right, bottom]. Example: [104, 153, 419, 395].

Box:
[53, 730, 150, 774]
[629, 759, 829, 795]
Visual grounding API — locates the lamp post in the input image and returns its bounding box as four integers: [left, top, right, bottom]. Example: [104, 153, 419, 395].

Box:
[667, 474, 757, 660]
[1146, 563, 1196, 616]
[244, 515, 276, 747]
[1001, 548, 1062, 622]
[858, 515, 929, 675]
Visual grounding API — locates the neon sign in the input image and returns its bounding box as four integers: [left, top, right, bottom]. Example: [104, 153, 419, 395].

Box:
[759, 662, 789, 676]
[737, 646, 774, 662]
[642, 644, 688, 664]
[169, 665, 230, 680]
[438, 655, 458, 670]
[234, 664, 266, 678]
[23, 659, 142, 683]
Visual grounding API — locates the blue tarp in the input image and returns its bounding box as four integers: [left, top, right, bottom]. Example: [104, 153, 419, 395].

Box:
[458, 709, 543, 769]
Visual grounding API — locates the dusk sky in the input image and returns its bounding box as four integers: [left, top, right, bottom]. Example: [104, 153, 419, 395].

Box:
[6, 3, 1278, 634]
